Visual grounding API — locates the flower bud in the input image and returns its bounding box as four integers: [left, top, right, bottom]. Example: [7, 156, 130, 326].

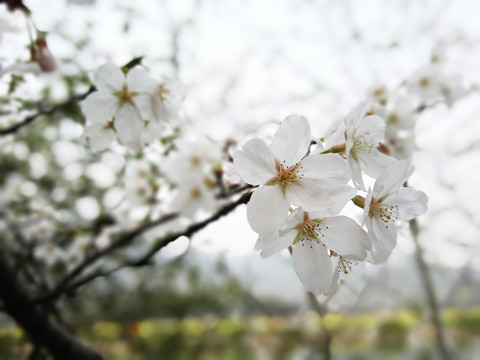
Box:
[30, 33, 57, 73]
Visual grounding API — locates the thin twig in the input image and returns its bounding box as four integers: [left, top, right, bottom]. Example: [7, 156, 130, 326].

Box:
[0, 86, 95, 136]
[33, 191, 252, 303]
[46, 212, 178, 301]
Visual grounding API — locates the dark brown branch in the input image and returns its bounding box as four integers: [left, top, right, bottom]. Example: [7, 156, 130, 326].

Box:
[43, 212, 179, 302]
[0, 246, 102, 360]
[0, 86, 95, 136]
[130, 191, 252, 267]
[36, 191, 252, 302]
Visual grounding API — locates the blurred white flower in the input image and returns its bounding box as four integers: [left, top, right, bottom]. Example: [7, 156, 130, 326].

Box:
[163, 137, 222, 219]
[81, 63, 183, 151]
[124, 159, 156, 206]
[34, 242, 66, 266]
[407, 64, 467, 108]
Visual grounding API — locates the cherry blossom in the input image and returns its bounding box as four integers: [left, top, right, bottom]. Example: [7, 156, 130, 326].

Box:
[233, 115, 353, 236]
[407, 64, 467, 108]
[81, 62, 181, 151]
[124, 160, 156, 206]
[163, 137, 223, 219]
[344, 103, 397, 190]
[361, 160, 428, 263]
[257, 208, 370, 295]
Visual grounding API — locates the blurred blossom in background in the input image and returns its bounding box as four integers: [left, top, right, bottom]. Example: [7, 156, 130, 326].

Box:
[1, 0, 480, 359]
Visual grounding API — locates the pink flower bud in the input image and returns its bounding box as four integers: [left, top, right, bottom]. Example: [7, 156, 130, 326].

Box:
[31, 36, 57, 72]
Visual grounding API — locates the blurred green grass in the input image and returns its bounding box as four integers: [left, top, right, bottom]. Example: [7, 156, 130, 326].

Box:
[2, 307, 480, 359]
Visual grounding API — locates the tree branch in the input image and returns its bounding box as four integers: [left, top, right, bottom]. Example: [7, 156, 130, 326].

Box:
[42, 212, 179, 302]
[0, 86, 95, 136]
[0, 246, 103, 360]
[34, 191, 252, 303]
[410, 218, 451, 360]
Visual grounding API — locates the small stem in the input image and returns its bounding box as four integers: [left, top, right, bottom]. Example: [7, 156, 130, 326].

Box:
[320, 143, 346, 154]
[351, 195, 365, 209]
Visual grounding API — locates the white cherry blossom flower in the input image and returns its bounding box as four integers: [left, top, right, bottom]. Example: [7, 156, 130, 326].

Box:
[406, 65, 443, 106]
[345, 103, 397, 190]
[124, 160, 156, 206]
[163, 137, 223, 219]
[233, 115, 353, 236]
[142, 80, 186, 123]
[363, 160, 427, 263]
[257, 208, 371, 295]
[81, 63, 161, 151]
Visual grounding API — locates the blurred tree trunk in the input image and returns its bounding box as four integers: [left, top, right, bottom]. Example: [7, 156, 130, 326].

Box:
[0, 247, 103, 360]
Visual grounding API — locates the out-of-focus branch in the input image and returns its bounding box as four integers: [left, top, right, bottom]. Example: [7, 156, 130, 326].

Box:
[34, 191, 252, 303]
[409, 218, 451, 360]
[0, 86, 95, 136]
[131, 191, 252, 267]
[0, 246, 103, 360]
[37, 212, 179, 303]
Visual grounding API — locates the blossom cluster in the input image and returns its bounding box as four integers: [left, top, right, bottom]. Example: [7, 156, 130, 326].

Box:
[364, 44, 467, 160]
[74, 46, 467, 296]
[81, 63, 182, 152]
[233, 110, 428, 295]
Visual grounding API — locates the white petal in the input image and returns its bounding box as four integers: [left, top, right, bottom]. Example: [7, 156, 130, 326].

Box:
[300, 154, 349, 185]
[233, 139, 277, 185]
[357, 150, 397, 180]
[384, 188, 427, 221]
[247, 186, 289, 235]
[279, 208, 305, 235]
[309, 185, 356, 218]
[126, 67, 158, 93]
[347, 154, 366, 191]
[254, 236, 265, 251]
[354, 115, 385, 145]
[83, 123, 116, 152]
[81, 92, 118, 124]
[346, 102, 367, 128]
[272, 115, 311, 166]
[261, 230, 297, 258]
[367, 247, 391, 264]
[374, 160, 414, 199]
[324, 126, 346, 149]
[317, 216, 370, 260]
[114, 105, 144, 151]
[286, 180, 333, 211]
[93, 62, 124, 93]
[365, 215, 397, 263]
[131, 93, 154, 121]
[292, 240, 333, 295]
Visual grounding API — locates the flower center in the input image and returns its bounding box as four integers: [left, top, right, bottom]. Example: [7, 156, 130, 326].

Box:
[293, 217, 328, 247]
[266, 161, 303, 190]
[331, 251, 354, 275]
[157, 84, 170, 102]
[114, 85, 138, 105]
[353, 135, 375, 154]
[370, 198, 399, 229]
